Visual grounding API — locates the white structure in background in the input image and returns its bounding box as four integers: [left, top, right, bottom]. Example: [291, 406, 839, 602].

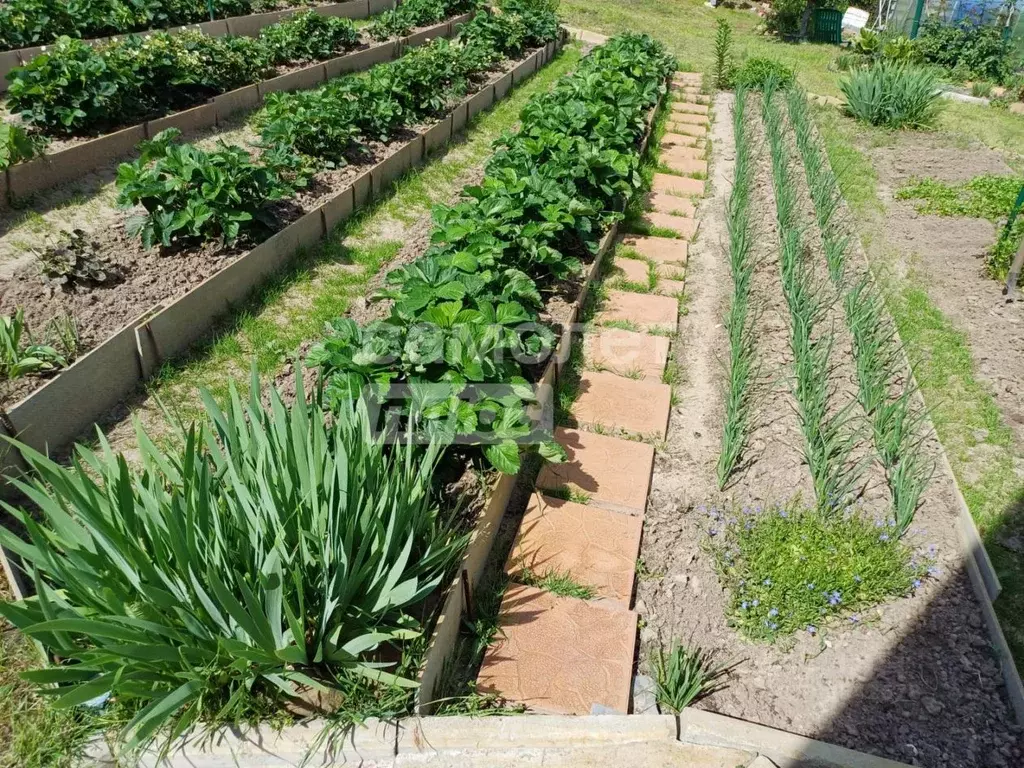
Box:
[843, 6, 871, 32]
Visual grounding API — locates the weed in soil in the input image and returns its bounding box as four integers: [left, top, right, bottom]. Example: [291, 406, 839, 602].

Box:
[652, 641, 732, 713]
[705, 502, 929, 642]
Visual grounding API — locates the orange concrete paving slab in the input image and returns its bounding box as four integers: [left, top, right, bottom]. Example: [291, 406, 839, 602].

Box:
[661, 131, 703, 149]
[597, 289, 679, 331]
[583, 327, 670, 379]
[508, 494, 643, 605]
[662, 157, 708, 177]
[571, 371, 672, 439]
[661, 144, 704, 162]
[671, 112, 710, 127]
[667, 122, 708, 138]
[642, 211, 697, 239]
[611, 256, 650, 285]
[672, 102, 710, 115]
[620, 234, 688, 267]
[657, 278, 686, 296]
[647, 191, 697, 218]
[652, 173, 705, 197]
[477, 584, 637, 715]
[537, 427, 654, 514]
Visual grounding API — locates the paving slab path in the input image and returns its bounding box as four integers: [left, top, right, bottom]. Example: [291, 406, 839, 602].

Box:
[477, 73, 711, 715]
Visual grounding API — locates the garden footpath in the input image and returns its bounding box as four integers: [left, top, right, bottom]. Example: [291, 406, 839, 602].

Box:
[473, 71, 710, 714]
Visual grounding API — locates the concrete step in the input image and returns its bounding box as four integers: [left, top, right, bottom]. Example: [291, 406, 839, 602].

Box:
[666, 121, 708, 138]
[611, 255, 650, 285]
[620, 234, 687, 274]
[647, 191, 697, 218]
[662, 131, 703, 149]
[641, 211, 697, 239]
[653, 173, 705, 197]
[672, 101, 710, 115]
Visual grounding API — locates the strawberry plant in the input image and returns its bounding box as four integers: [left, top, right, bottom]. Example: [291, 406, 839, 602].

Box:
[367, 0, 471, 41]
[312, 33, 674, 474]
[258, 10, 358, 65]
[0, 0, 259, 50]
[115, 128, 307, 249]
[0, 122, 44, 169]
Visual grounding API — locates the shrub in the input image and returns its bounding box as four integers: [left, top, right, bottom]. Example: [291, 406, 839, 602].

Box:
[0, 376, 467, 749]
[115, 128, 306, 248]
[0, 0, 254, 50]
[0, 122, 43, 169]
[706, 503, 929, 641]
[916, 18, 1013, 84]
[733, 57, 795, 91]
[840, 61, 943, 129]
[713, 18, 734, 90]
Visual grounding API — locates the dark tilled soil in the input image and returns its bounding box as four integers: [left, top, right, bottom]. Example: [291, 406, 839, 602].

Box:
[636, 93, 1023, 768]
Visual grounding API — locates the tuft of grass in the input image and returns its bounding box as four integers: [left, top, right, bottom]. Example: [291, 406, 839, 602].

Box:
[516, 568, 596, 600]
[652, 641, 731, 712]
[706, 502, 928, 641]
[540, 484, 592, 505]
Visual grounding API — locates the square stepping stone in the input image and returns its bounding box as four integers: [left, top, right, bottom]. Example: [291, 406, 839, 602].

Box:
[653, 173, 705, 197]
[597, 289, 678, 331]
[673, 72, 702, 84]
[671, 112, 710, 127]
[643, 211, 697, 239]
[667, 121, 708, 138]
[537, 427, 654, 514]
[584, 327, 670, 379]
[612, 256, 650, 286]
[571, 371, 672, 439]
[508, 494, 643, 606]
[657, 277, 686, 296]
[663, 157, 708, 177]
[620, 234, 687, 268]
[662, 144, 704, 162]
[662, 132, 702, 149]
[648, 191, 696, 218]
[673, 102, 709, 115]
[477, 584, 637, 715]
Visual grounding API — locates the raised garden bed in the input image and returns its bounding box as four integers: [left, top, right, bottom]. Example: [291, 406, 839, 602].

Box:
[0, 36, 560, 486]
[0, 9, 477, 201]
[632, 80, 1024, 767]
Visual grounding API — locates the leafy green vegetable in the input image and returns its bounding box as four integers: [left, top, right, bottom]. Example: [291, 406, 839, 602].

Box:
[115, 128, 307, 249]
[0, 307, 67, 380]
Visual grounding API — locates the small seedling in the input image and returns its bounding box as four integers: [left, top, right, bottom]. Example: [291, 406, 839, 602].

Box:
[652, 641, 732, 712]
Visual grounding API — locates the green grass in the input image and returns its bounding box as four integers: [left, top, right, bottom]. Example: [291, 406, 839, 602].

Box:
[651, 641, 731, 713]
[516, 568, 596, 600]
[707, 503, 926, 642]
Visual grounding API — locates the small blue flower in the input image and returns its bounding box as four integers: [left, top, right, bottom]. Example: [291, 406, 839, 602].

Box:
[763, 578, 772, 587]
[752, 599, 759, 607]
[927, 566, 941, 577]
[828, 591, 842, 606]
[806, 625, 817, 635]
[853, 574, 862, 583]
[709, 528, 718, 536]
[875, 519, 885, 528]
[849, 614, 860, 623]
[807, 582, 815, 590]
[768, 607, 779, 618]
[779, 509, 788, 518]
[741, 601, 749, 610]
[879, 533, 890, 542]
[739, 579, 746, 586]
[912, 579, 922, 590]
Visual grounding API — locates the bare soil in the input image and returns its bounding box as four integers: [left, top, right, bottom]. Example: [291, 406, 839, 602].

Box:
[868, 137, 1024, 453]
[0, 52, 532, 412]
[636, 93, 1023, 768]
